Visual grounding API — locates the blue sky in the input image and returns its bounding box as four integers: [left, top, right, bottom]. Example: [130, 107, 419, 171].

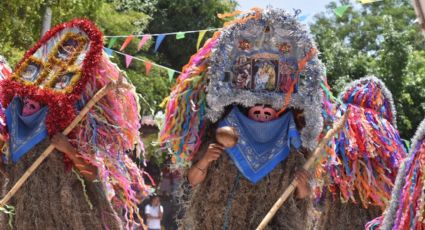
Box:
[237, 0, 335, 23]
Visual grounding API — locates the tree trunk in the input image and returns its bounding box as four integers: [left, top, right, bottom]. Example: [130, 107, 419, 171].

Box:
[41, 6, 52, 37]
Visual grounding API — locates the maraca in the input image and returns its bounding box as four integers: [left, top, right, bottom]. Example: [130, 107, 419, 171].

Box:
[215, 126, 239, 148]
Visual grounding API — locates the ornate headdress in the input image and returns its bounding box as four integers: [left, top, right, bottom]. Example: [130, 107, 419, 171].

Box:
[160, 8, 327, 166]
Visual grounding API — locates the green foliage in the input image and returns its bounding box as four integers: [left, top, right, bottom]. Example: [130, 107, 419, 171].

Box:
[107, 0, 158, 14]
[94, 2, 151, 36]
[142, 133, 168, 166]
[310, 0, 425, 138]
[124, 65, 173, 114]
[0, 0, 102, 65]
[398, 50, 425, 134]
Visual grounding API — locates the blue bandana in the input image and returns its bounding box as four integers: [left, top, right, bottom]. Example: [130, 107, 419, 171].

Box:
[218, 106, 301, 184]
[5, 97, 48, 163]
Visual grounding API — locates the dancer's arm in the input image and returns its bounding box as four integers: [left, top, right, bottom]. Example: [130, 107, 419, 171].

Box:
[51, 133, 98, 181]
[187, 143, 224, 186]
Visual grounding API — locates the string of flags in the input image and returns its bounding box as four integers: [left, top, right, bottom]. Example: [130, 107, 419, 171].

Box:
[106, 28, 215, 53]
[103, 1, 384, 80]
[104, 47, 181, 82]
[105, 0, 384, 52]
[104, 28, 220, 38]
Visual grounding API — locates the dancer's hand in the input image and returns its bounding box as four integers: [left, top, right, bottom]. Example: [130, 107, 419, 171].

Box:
[188, 143, 224, 186]
[51, 133, 97, 181]
[295, 169, 311, 199]
[199, 143, 225, 165]
[51, 133, 74, 155]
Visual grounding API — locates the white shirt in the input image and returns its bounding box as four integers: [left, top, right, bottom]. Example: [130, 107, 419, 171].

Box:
[145, 204, 163, 229]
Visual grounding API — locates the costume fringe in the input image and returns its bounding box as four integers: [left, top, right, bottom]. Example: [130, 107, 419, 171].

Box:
[317, 76, 406, 209]
[367, 118, 425, 230]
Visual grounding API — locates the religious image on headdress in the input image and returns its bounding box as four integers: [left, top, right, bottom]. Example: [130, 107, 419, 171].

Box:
[232, 55, 252, 89]
[51, 33, 86, 63]
[19, 57, 43, 83]
[53, 71, 78, 90]
[251, 59, 278, 91]
[278, 60, 298, 93]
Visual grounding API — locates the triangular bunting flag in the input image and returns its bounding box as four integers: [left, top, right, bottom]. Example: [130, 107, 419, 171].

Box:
[125, 54, 133, 68]
[197, 30, 207, 50]
[103, 47, 113, 57]
[167, 69, 175, 82]
[120, 35, 134, 51]
[154, 34, 166, 53]
[137, 35, 152, 51]
[145, 62, 152, 75]
[108, 37, 118, 48]
[176, 32, 186, 40]
[333, 5, 350, 17]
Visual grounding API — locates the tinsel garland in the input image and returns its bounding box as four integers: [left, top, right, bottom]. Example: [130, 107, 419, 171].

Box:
[0, 19, 103, 135]
[0, 55, 11, 142]
[317, 76, 406, 209]
[0, 55, 12, 80]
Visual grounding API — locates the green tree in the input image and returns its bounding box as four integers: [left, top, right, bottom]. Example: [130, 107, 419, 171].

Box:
[310, 0, 425, 138]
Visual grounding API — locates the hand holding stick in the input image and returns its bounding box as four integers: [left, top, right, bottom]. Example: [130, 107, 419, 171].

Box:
[256, 110, 349, 230]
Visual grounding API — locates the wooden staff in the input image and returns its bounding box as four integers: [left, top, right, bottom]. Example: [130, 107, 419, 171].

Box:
[0, 78, 125, 208]
[256, 110, 350, 230]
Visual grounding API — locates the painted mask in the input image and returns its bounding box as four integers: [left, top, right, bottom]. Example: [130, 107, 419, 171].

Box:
[22, 97, 41, 116]
[248, 105, 277, 122]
